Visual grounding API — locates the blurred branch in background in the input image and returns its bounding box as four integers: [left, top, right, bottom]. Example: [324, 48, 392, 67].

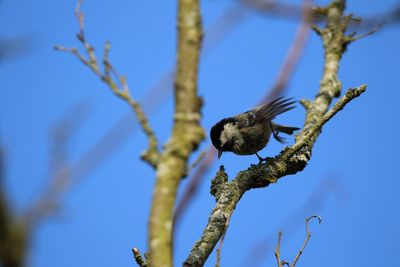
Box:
[173, 0, 313, 239]
[48, 103, 88, 178]
[240, 0, 399, 31]
[0, 34, 35, 64]
[23, 103, 89, 230]
[0, 103, 89, 267]
[239, 175, 346, 267]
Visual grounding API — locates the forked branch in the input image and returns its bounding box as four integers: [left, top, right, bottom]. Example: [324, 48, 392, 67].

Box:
[184, 1, 372, 266]
[55, 0, 160, 168]
[274, 216, 322, 267]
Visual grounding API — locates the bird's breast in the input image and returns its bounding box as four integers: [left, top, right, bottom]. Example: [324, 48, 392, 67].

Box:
[232, 125, 270, 155]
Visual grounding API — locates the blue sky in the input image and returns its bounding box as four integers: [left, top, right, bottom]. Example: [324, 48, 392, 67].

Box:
[1, 0, 400, 266]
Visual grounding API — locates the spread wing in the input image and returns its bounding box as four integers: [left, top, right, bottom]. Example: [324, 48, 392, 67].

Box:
[254, 97, 296, 123]
[233, 97, 296, 128]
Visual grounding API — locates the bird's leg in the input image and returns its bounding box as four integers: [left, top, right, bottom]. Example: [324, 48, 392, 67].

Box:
[256, 152, 267, 163]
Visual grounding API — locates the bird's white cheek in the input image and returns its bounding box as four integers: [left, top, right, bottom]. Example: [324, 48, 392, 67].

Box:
[220, 123, 237, 145]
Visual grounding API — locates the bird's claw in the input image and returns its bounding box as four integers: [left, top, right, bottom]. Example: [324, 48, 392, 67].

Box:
[256, 153, 270, 164]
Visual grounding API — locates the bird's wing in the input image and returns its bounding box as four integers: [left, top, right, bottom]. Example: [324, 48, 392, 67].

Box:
[234, 111, 258, 128]
[254, 97, 296, 122]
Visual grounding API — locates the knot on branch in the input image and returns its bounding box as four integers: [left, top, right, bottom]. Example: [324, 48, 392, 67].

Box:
[300, 99, 312, 111]
[210, 166, 228, 200]
[140, 151, 160, 168]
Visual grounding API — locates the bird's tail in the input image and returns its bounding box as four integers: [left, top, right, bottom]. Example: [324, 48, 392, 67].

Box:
[272, 123, 300, 135]
[270, 123, 300, 143]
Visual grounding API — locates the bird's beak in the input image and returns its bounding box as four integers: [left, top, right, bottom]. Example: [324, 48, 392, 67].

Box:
[218, 149, 223, 159]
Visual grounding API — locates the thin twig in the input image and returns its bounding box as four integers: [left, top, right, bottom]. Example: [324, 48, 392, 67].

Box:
[239, 175, 343, 267]
[274, 216, 321, 267]
[55, 0, 160, 168]
[274, 231, 283, 267]
[290, 215, 322, 267]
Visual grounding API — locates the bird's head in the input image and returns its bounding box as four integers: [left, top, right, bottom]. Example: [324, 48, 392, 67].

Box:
[210, 118, 236, 159]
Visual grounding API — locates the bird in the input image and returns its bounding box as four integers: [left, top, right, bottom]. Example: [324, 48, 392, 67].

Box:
[210, 97, 299, 163]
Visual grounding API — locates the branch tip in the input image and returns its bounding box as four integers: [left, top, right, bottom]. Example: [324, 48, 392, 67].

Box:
[56, 0, 160, 168]
[299, 99, 312, 110]
[210, 166, 228, 200]
[132, 247, 148, 267]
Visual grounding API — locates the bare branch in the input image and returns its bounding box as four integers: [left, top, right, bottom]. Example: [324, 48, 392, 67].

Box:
[290, 215, 322, 267]
[273, 216, 321, 267]
[183, 84, 365, 266]
[174, 0, 312, 236]
[184, 1, 370, 265]
[55, 0, 160, 168]
[148, 0, 205, 266]
[240, 175, 343, 266]
[274, 231, 283, 267]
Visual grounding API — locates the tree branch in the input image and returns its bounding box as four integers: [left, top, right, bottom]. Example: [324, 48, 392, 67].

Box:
[173, 0, 312, 236]
[55, 0, 160, 168]
[274, 231, 283, 267]
[290, 215, 322, 267]
[240, 175, 343, 266]
[148, 0, 205, 266]
[183, 1, 368, 266]
[273, 216, 321, 267]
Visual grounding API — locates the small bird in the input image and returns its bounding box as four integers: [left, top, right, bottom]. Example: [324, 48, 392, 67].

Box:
[210, 97, 299, 162]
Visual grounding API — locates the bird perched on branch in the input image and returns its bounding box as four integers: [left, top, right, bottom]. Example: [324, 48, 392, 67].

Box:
[210, 97, 299, 163]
